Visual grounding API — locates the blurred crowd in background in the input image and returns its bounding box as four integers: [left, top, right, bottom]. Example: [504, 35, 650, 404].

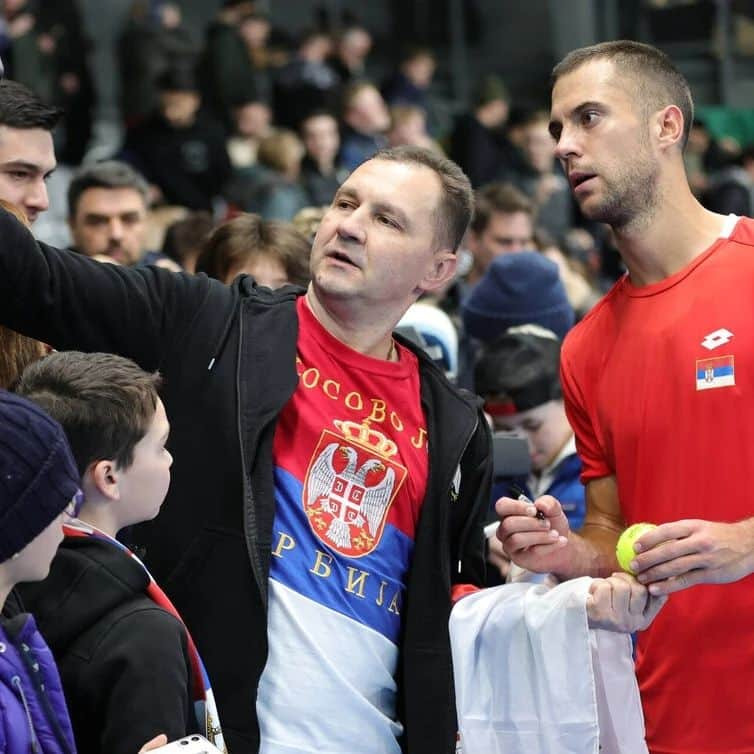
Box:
[3, 0, 754, 389]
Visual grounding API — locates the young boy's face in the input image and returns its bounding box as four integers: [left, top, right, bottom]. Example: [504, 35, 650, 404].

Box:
[116, 398, 172, 526]
[491, 399, 572, 472]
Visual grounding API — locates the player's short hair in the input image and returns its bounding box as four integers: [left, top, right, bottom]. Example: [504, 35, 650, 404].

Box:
[551, 40, 693, 148]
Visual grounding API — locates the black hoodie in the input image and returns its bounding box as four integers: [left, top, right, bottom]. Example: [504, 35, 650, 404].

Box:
[17, 536, 199, 754]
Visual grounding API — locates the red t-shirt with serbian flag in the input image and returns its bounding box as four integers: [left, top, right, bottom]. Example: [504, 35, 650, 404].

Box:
[561, 215, 754, 754]
[256, 295, 429, 753]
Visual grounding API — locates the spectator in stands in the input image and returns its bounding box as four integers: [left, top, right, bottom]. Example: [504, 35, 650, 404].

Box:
[273, 28, 339, 129]
[4, 0, 96, 165]
[463, 251, 574, 345]
[382, 46, 436, 113]
[237, 10, 274, 106]
[299, 110, 348, 206]
[195, 212, 310, 287]
[198, 0, 257, 125]
[339, 81, 390, 171]
[449, 74, 522, 188]
[227, 96, 273, 174]
[161, 211, 215, 273]
[118, 1, 198, 130]
[513, 110, 574, 243]
[387, 105, 442, 154]
[328, 24, 373, 86]
[466, 182, 535, 286]
[292, 204, 327, 242]
[123, 66, 231, 212]
[701, 150, 754, 217]
[227, 129, 309, 221]
[67, 161, 152, 266]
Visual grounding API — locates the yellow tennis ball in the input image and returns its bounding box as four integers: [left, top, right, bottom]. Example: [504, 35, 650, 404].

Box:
[616, 523, 657, 574]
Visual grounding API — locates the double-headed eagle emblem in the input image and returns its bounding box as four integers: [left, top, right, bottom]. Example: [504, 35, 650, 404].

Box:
[304, 421, 406, 556]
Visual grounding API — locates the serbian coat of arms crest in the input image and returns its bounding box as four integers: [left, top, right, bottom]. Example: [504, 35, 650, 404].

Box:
[304, 420, 408, 557]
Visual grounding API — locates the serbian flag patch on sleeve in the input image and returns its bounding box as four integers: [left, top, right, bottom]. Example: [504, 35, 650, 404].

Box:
[696, 355, 735, 391]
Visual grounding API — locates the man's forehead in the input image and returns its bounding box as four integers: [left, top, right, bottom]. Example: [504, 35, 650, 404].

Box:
[77, 186, 147, 214]
[488, 210, 532, 230]
[0, 124, 56, 171]
[550, 58, 633, 111]
[347, 159, 439, 195]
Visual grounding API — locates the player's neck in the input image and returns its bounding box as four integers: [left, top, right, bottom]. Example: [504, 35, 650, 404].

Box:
[615, 183, 728, 287]
[305, 288, 400, 362]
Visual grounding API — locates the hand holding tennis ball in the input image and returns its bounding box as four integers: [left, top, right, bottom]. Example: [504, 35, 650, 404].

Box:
[616, 523, 657, 574]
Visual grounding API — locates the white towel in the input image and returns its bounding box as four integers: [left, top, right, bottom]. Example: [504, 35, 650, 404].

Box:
[449, 578, 647, 754]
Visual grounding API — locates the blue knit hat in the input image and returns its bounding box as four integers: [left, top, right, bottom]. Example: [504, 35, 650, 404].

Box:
[0, 390, 81, 563]
[462, 251, 575, 342]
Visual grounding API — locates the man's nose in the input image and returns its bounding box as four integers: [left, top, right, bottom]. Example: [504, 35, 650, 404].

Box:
[26, 178, 49, 213]
[553, 125, 580, 162]
[336, 209, 367, 244]
[109, 218, 124, 240]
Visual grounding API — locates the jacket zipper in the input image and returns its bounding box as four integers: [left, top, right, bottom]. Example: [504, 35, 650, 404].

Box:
[236, 307, 267, 608]
[11, 675, 41, 753]
[18, 641, 74, 754]
[453, 412, 481, 578]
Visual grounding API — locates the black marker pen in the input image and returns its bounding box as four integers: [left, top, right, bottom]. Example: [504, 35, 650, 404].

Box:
[510, 483, 546, 520]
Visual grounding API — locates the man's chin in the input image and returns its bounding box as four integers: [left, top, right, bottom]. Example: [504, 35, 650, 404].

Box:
[313, 270, 360, 297]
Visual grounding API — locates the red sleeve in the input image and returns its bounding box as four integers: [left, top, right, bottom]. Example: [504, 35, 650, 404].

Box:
[451, 583, 481, 603]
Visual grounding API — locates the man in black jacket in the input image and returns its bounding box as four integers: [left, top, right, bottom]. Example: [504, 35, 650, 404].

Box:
[0, 145, 490, 754]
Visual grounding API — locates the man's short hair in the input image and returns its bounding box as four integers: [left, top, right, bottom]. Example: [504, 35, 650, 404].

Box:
[371, 145, 474, 253]
[16, 351, 162, 476]
[67, 160, 150, 218]
[0, 80, 62, 131]
[470, 182, 533, 236]
[551, 40, 694, 147]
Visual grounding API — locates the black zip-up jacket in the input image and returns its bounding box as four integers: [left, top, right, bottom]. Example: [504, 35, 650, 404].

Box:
[0, 210, 492, 754]
[17, 536, 200, 754]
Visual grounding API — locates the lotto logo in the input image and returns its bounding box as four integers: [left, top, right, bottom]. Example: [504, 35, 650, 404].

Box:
[701, 328, 734, 351]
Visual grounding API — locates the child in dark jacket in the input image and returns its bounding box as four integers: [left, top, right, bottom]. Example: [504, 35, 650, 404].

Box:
[0, 390, 81, 754]
[15, 352, 224, 754]
[473, 325, 585, 583]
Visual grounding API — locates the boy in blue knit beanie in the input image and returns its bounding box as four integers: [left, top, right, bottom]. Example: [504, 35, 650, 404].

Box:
[0, 389, 81, 754]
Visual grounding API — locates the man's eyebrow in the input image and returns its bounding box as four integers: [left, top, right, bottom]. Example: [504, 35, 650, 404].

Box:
[333, 187, 410, 228]
[334, 186, 358, 202]
[372, 200, 410, 229]
[0, 160, 48, 174]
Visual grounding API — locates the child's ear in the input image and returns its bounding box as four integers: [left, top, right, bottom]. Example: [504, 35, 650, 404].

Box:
[89, 460, 120, 502]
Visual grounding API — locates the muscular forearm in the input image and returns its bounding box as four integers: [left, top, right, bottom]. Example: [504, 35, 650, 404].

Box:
[554, 523, 622, 581]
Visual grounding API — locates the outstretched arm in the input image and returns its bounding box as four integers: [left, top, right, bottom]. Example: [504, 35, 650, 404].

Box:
[0, 208, 226, 371]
